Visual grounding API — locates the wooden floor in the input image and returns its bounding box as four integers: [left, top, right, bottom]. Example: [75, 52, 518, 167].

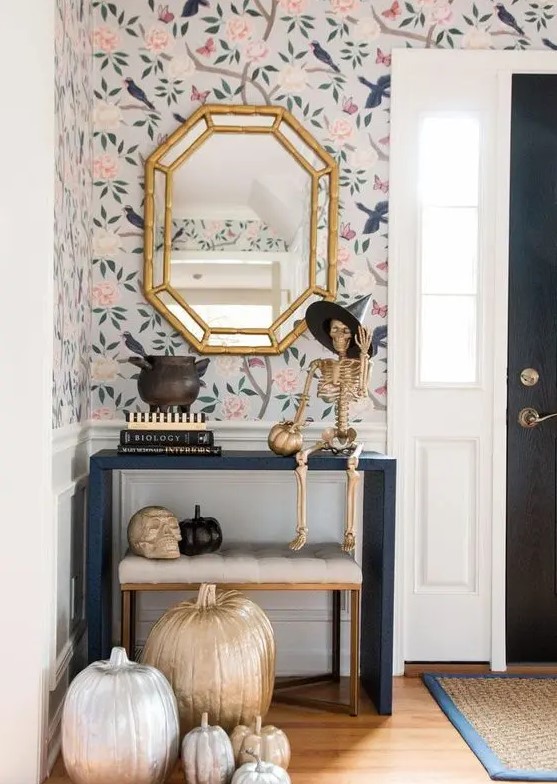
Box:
[47, 677, 491, 783]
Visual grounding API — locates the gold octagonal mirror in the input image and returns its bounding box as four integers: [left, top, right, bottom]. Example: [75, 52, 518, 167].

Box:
[143, 104, 338, 355]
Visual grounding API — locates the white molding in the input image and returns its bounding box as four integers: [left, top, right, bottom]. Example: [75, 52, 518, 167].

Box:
[52, 422, 89, 454]
[47, 699, 64, 775]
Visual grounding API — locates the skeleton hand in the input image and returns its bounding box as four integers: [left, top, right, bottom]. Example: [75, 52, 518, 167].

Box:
[355, 325, 372, 356]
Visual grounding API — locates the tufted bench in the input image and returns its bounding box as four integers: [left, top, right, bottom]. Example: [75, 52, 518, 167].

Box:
[119, 543, 362, 715]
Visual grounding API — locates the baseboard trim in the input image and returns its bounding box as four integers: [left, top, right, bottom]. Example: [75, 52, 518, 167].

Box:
[406, 662, 557, 677]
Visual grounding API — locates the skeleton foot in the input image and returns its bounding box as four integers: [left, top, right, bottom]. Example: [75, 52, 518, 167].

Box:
[289, 531, 308, 551]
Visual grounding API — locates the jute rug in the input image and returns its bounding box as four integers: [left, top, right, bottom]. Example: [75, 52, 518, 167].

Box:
[423, 673, 557, 781]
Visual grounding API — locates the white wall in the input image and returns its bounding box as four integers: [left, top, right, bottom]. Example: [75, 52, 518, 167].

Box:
[0, 1, 55, 780]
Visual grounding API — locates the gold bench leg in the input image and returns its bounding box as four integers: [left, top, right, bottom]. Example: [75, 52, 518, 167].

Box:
[121, 590, 131, 658]
[332, 590, 341, 682]
[350, 588, 360, 716]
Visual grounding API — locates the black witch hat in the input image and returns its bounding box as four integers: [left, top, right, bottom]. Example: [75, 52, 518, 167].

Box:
[305, 295, 373, 359]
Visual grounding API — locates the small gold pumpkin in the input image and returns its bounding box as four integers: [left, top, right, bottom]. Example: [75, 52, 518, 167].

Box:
[231, 716, 291, 769]
[267, 421, 303, 456]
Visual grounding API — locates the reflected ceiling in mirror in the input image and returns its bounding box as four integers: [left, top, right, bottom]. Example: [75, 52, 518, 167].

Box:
[144, 105, 338, 354]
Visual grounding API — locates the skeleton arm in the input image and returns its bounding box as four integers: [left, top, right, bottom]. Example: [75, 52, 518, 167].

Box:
[292, 359, 321, 426]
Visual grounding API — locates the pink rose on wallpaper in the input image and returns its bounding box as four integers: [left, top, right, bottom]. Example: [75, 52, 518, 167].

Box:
[346, 269, 375, 297]
[145, 25, 173, 53]
[221, 394, 251, 420]
[278, 0, 308, 15]
[273, 368, 300, 394]
[245, 222, 261, 239]
[330, 0, 360, 15]
[93, 153, 118, 181]
[337, 247, 353, 271]
[92, 407, 115, 420]
[244, 40, 270, 63]
[461, 26, 492, 48]
[92, 25, 120, 53]
[92, 281, 120, 307]
[93, 229, 122, 258]
[226, 16, 253, 43]
[328, 117, 354, 146]
[430, 2, 453, 24]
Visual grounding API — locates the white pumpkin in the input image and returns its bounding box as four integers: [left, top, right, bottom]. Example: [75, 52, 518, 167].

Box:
[62, 647, 179, 784]
[181, 711, 235, 784]
[231, 716, 291, 769]
[231, 754, 291, 784]
[142, 584, 275, 733]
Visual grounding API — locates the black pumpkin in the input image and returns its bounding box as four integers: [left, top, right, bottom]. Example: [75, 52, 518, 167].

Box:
[179, 505, 222, 556]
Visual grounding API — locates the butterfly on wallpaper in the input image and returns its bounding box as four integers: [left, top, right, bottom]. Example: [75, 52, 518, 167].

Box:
[191, 85, 210, 104]
[376, 260, 388, 271]
[372, 299, 388, 318]
[158, 4, 175, 22]
[376, 48, 392, 66]
[373, 174, 389, 194]
[378, 135, 390, 146]
[374, 384, 387, 396]
[196, 37, 216, 57]
[340, 222, 356, 240]
[382, 0, 400, 19]
[342, 96, 358, 115]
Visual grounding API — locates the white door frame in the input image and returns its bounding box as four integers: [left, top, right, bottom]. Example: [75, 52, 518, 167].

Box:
[388, 50, 557, 675]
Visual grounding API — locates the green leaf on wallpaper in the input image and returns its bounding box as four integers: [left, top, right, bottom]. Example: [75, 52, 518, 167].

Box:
[213, 89, 226, 99]
[231, 2, 238, 13]
[242, 388, 258, 396]
[213, 383, 219, 397]
[281, 400, 290, 412]
[247, 8, 261, 16]
[200, 405, 217, 414]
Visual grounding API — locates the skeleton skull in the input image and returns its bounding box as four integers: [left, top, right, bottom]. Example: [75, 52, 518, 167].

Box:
[127, 505, 182, 559]
[329, 319, 352, 355]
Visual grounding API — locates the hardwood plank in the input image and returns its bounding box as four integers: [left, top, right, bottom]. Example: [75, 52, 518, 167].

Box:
[46, 677, 491, 783]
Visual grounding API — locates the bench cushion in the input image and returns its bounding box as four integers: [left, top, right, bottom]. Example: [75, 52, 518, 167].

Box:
[119, 543, 362, 585]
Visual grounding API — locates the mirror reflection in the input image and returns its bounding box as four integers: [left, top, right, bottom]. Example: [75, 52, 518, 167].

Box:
[144, 105, 338, 354]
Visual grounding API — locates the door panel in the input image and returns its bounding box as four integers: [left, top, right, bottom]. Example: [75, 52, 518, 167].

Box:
[506, 74, 557, 662]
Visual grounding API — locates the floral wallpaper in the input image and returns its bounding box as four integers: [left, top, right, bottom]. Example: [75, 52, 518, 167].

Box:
[90, 0, 556, 422]
[54, 0, 93, 428]
[170, 218, 288, 251]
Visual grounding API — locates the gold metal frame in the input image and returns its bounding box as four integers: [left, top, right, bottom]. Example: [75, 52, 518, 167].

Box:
[144, 104, 339, 355]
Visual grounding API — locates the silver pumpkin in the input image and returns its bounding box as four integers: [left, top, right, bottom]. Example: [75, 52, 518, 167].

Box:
[61, 647, 179, 784]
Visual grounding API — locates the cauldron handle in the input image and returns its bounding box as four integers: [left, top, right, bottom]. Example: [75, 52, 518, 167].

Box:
[128, 356, 153, 371]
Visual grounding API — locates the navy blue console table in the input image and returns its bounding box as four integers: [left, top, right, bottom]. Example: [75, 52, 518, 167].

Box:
[87, 449, 396, 714]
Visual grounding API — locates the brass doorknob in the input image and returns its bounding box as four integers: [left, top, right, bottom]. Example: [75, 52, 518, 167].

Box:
[518, 407, 557, 428]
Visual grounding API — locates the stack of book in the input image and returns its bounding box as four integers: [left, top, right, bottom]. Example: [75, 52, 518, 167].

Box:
[118, 412, 221, 456]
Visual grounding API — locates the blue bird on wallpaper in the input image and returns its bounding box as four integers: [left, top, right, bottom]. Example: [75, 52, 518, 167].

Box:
[124, 77, 156, 111]
[358, 75, 391, 109]
[310, 41, 340, 73]
[371, 324, 387, 357]
[542, 38, 557, 49]
[124, 205, 144, 230]
[123, 332, 148, 357]
[356, 201, 389, 234]
[495, 4, 524, 35]
[181, 0, 209, 17]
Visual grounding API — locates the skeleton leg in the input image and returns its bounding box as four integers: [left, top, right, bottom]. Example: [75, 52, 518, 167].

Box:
[343, 443, 363, 553]
[289, 442, 327, 551]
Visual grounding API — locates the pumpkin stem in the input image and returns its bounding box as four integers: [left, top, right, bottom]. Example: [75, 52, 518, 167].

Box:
[109, 647, 129, 668]
[196, 583, 217, 608]
[201, 712, 209, 729]
[194, 504, 200, 518]
[254, 716, 262, 735]
[244, 749, 263, 771]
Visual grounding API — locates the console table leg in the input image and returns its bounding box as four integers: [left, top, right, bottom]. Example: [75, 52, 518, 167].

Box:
[332, 590, 341, 681]
[86, 463, 113, 663]
[360, 464, 397, 715]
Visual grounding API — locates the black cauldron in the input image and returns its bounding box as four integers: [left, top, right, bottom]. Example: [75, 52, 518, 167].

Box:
[129, 355, 209, 412]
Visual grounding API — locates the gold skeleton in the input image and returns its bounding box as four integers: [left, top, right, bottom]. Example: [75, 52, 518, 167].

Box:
[283, 320, 372, 552]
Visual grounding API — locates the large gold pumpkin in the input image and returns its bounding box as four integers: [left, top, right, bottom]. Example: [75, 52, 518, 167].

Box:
[142, 584, 276, 734]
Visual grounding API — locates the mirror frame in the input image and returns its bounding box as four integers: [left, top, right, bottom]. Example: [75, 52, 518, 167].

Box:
[143, 104, 339, 355]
